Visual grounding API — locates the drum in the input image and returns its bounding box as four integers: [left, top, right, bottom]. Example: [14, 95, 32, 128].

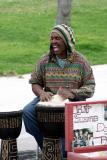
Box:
[0, 110, 22, 160]
[36, 103, 65, 160]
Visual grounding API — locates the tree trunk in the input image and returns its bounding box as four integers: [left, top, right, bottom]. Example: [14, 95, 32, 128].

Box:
[56, 0, 72, 26]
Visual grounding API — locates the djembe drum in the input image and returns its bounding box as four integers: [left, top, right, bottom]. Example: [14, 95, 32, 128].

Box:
[0, 110, 22, 160]
[36, 104, 65, 160]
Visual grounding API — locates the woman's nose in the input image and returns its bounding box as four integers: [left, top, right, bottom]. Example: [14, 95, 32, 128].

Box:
[51, 38, 56, 44]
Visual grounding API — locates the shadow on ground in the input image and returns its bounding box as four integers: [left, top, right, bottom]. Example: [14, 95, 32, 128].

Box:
[0, 150, 41, 160]
[18, 150, 37, 160]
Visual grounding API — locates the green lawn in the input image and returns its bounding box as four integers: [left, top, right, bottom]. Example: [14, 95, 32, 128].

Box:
[0, 0, 107, 75]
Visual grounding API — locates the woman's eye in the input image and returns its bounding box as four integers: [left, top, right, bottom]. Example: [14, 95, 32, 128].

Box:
[56, 37, 60, 40]
[50, 37, 61, 41]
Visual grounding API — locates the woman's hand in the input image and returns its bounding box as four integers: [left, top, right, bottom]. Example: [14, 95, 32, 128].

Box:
[40, 91, 54, 102]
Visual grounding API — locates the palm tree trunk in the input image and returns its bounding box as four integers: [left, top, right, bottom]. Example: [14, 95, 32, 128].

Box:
[56, 0, 72, 26]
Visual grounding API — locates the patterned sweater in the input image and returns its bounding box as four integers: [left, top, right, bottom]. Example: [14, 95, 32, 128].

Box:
[29, 51, 95, 101]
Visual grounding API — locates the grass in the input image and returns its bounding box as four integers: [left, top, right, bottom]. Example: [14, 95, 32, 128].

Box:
[0, 0, 107, 75]
[72, 0, 107, 65]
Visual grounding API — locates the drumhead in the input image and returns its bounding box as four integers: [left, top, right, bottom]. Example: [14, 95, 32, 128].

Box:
[0, 110, 22, 116]
[0, 105, 22, 112]
[37, 94, 69, 107]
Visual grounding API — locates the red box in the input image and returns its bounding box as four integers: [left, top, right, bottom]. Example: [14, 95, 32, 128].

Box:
[65, 100, 107, 160]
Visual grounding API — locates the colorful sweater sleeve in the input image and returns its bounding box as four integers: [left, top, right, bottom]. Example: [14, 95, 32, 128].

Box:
[72, 65, 95, 100]
[29, 61, 44, 87]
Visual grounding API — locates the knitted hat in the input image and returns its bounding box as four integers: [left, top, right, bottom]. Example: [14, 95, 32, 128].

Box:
[51, 24, 75, 54]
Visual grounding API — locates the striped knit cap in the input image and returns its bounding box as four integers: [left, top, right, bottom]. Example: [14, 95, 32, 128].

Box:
[51, 24, 75, 54]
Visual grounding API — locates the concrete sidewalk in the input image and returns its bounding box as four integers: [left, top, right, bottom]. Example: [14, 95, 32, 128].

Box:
[0, 64, 107, 159]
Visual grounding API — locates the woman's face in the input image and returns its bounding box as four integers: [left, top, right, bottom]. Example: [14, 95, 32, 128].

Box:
[50, 32, 67, 58]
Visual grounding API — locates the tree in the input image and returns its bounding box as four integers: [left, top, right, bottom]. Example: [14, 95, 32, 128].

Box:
[56, 0, 72, 26]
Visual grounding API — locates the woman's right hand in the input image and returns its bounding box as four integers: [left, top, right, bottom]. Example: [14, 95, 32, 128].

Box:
[40, 91, 54, 102]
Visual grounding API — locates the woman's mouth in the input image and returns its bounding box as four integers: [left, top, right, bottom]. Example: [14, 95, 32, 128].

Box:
[53, 45, 59, 52]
